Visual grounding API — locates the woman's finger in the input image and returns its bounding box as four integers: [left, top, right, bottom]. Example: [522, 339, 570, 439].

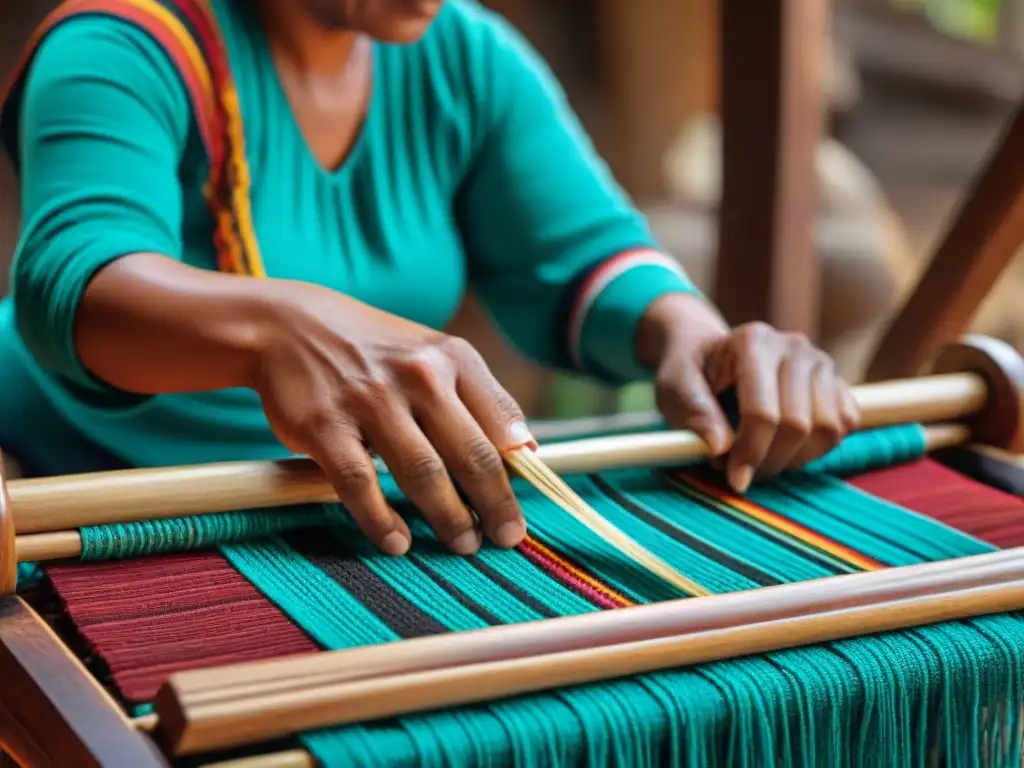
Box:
[727, 325, 784, 492]
[446, 346, 529, 548]
[448, 338, 535, 451]
[363, 401, 481, 555]
[654, 353, 733, 456]
[418, 395, 526, 550]
[756, 346, 815, 477]
[839, 381, 861, 432]
[307, 420, 411, 556]
[789, 362, 847, 469]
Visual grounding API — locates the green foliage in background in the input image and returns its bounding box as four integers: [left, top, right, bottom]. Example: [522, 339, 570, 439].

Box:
[545, 375, 656, 420]
[891, 0, 1005, 42]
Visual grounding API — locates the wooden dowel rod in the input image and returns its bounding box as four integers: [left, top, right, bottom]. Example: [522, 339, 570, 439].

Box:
[16, 531, 81, 562]
[922, 423, 971, 450]
[12, 424, 972, 564]
[852, 371, 985, 427]
[10, 376, 984, 536]
[165, 545, 1022, 704]
[160, 579, 1024, 756]
[10, 369, 985, 536]
[201, 750, 315, 768]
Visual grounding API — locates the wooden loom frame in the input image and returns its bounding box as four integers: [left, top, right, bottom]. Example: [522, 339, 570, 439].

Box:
[0, 335, 1020, 767]
[867, 100, 1024, 382]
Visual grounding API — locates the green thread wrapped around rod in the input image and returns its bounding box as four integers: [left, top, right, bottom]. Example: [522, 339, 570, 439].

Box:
[80, 507, 330, 560]
[801, 424, 926, 477]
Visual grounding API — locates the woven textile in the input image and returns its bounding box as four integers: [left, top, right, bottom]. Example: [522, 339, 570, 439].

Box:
[41, 435, 1024, 767]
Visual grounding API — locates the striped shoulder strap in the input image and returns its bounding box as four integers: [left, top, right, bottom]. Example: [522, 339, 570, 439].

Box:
[0, 0, 265, 277]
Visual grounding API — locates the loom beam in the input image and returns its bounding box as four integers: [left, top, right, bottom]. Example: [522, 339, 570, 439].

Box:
[159, 546, 1024, 707]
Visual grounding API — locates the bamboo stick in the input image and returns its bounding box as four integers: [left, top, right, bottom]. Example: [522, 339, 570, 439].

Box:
[158, 578, 1024, 756]
[163, 545, 1024, 707]
[7, 372, 986, 536]
[505, 422, 971, 599]
[12, 423, 971, 564]
[506, 446, 712, 596]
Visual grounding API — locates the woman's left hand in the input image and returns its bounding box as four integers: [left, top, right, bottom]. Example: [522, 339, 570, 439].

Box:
[636, 293, 861, 493]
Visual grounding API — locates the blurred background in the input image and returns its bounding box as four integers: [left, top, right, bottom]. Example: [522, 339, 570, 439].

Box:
[1, 0, 1022, 420]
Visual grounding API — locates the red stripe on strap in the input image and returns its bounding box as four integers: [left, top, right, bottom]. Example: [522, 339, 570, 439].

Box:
[1, 0, 222, 169]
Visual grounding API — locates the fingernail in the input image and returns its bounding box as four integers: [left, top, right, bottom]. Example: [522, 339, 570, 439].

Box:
[451, 528, 483, 555]
[381, 531, 410, 556]
[494, 521, 526, 548]
[731, 464, 754, 494]
[508, 421, 536, 450]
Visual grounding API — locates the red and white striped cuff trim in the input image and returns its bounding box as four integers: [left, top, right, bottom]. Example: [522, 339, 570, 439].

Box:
[566, 249, 688, 370]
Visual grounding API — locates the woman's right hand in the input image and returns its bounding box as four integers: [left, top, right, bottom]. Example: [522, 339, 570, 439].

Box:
[249, 285, 534, 557]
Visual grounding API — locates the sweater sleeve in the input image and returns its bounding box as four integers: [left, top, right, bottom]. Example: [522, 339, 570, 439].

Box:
[452, 7, 702, 384]
[10, 17, 191, 391]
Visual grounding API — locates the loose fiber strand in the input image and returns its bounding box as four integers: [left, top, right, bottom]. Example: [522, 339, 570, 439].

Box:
[504, 448, 711, 598]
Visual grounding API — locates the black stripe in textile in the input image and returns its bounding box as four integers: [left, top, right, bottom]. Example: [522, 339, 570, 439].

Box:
[935, 446, 1024, 497]
[468, 556, 559, 619]
[408, 553, 505, 627]
[683, 467, 854, 575]
[284, 529, 449, 639]
[588, 474, 782, 587]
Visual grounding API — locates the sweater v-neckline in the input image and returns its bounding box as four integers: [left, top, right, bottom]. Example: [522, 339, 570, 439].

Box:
[241, 2, 381, 182]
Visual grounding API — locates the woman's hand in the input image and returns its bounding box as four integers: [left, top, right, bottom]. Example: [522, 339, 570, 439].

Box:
[250, 285, 534, 557]
[637, 293, 860, 493]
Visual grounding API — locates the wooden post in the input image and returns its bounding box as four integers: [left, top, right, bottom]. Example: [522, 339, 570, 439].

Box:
[715, 0, 828, 336]
[867, 104, 1024, 382]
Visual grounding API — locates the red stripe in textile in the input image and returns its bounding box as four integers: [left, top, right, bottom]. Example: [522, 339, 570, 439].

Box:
[849, 458, 1024, 548]
[44, 551, 316, 703]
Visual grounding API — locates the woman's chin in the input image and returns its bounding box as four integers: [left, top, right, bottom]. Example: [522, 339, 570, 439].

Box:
[371, 4, 445, 43]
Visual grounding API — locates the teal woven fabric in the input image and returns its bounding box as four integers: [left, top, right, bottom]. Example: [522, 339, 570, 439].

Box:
[270, 468, 1022, 768]
[62, 423, 1023, 766]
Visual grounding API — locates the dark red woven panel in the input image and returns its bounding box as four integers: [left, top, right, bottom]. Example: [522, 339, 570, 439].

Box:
[41, 458, 1023, 706]
[43, 551, 317, 703]
[849, 459, 1024, 548]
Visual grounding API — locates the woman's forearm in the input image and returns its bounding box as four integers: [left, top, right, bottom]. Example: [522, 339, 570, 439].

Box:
[73, 254, 278, 395]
